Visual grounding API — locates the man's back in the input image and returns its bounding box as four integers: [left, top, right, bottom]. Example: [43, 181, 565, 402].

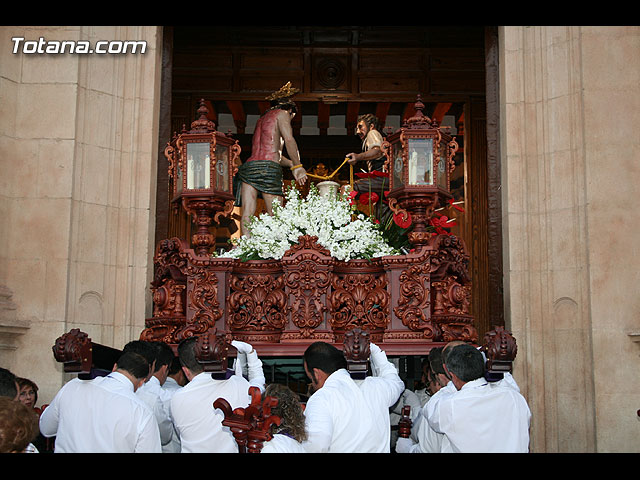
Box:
[303, 368, 402, 453]
[170, 373, 251, 453]
[39, 373, 161, 453]
[428, 378, 531, 453]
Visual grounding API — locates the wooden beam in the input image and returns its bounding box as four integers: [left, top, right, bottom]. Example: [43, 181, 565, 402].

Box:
[226, 100, 246, 134]
[317, 102, 331, 135]
[375, 102, 391, 130]
[431, 102, 452, 124]
[346, 102, 360, 134]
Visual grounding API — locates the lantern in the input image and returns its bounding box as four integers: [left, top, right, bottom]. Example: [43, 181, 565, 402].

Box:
[165, 99, 240, 255]
[382, 95, 459, 246]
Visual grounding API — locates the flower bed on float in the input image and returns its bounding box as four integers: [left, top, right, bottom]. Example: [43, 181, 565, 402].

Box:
[219, 185, 399, 262]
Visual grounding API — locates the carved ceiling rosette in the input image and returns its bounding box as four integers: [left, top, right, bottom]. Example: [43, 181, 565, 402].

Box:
[329, 259, 389, 343]
[227, 261, 287, 343]
[281, 236, 334, 339]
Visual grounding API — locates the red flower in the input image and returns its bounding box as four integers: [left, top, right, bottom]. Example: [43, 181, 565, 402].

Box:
[393, 211, 412, 229]
[348, 190, 358, 206]
[430, 215, 456, 235]
[355, 172, 376, 179]
[355, 170, 389, 179]
[359, 192, 379, 205]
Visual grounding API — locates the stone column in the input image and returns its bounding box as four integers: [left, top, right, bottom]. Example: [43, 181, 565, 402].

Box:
[500, 26, 640, 452]
[0, 26, 163, 402]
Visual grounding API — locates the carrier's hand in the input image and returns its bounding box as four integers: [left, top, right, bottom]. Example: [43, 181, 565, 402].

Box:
[231, 340, 254, 354]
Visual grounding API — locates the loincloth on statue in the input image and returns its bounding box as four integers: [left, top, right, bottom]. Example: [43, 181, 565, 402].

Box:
[234, 160, 284, 207]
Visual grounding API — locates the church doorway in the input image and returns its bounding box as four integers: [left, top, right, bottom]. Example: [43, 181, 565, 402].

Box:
[154, 25, 502, 349]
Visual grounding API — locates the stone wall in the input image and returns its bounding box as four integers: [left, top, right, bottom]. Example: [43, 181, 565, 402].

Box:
[0, 26, 163, 402]
[500, 26, 640, 452]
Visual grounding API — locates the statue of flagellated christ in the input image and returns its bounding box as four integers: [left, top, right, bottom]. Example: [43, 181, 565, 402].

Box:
[234, 82, 308, 236]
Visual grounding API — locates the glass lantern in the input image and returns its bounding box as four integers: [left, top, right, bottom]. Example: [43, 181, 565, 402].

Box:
[382, 95, 459, 247]
[164, 99, 240, 255]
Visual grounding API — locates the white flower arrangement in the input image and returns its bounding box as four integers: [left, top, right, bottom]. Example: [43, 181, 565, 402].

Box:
[219, 185, 399, 262]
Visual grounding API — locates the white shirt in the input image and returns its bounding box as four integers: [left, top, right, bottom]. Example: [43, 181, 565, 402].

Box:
[302, 346, 405, 453]
[161, 376, 183, 453]
[427, 377, 531, 453]
[39, 372, 162, 453]
[136, 375, 174, 448]
[261, 433, 307, 453]
[170, 372, 254, 453]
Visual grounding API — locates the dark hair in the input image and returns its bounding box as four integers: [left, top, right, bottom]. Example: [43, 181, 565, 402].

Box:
[0, 368, 17, 399]
[177, 336, 203, 375]
[152, 342, 175, 372]
[357, 113, 379, 131]
[123, 340, 156, 368]
[0, 397, 39, 453]
[270, 98, 297, 114]
[168, 356, 183, 375]
[303, 342, 347, 378]
[428, 347, 445, 375]
[443, 344, 485, 382]
[115, 351, 150, 380]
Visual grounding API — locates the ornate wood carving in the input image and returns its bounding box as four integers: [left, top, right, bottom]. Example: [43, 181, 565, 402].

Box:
[142, 231, 477, 354]
[281, 235, 334, 339]
[194, 330, 229, 374]
[329, 259, 389, 343]
[343, 327, 371, 378]
[213, 386, 281, 453]
[227, 260, 287, 343]
[393, 261, 439, 340]
[481, 325, 517, 374]
[52, 328, 121, 377]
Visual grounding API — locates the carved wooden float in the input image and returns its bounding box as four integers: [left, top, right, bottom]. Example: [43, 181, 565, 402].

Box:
[140, 231, 478, 356]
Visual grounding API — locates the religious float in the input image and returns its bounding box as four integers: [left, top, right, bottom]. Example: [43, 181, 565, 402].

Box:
[47, 87, 520, 452]
[138, 95, 478, 357]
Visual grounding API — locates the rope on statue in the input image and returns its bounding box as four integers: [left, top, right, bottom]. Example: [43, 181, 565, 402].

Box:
[305, 157, 355, 190]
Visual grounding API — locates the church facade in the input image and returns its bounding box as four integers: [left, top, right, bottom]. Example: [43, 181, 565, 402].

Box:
[0, 25, 638, 452]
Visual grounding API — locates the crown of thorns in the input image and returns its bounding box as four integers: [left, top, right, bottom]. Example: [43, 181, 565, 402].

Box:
[266, 81, 300, 101]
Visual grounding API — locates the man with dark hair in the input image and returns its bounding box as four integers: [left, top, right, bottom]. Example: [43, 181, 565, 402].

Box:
[136, 341, 176, 450]
[161, 356, 186, 453]
[301, 341, 404, 453]
[39, 351, 161, 453]
[123, 340, 157, 381]
[0, 367, 18, 399]
[397, 343, 531, 453]
[235, 81, 308, 236]
[170, 336, 266, 453]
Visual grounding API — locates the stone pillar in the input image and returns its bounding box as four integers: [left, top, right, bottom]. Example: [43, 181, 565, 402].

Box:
[0, 26, 163, 403]
[500, 26, 640, 452]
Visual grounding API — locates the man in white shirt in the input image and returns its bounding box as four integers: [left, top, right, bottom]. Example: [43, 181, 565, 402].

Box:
[170, 336, 266, 453]
[136, 341, 175, 451]
[161, 356, 186, 453]
[301, 341, 405, 453]
[39, 351, 162, 453]
[397, 343, 531, 453]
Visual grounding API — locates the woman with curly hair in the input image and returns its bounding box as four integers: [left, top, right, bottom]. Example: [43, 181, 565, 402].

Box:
[260, 383, 307, 453]
[0, 397, 39, 453]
